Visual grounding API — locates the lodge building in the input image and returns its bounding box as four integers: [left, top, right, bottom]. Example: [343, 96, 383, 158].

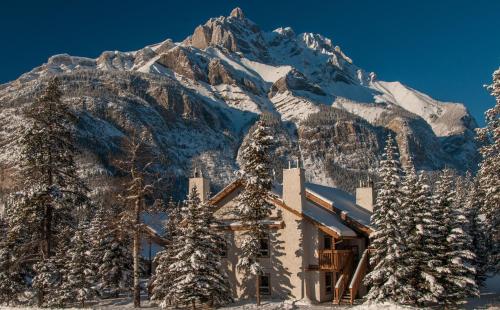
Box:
[185, 166, 375, 305]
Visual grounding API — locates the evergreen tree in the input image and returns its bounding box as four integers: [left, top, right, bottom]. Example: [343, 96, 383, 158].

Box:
[464, 179, 488, 286]
[166, 187, 231, 309]
[98, 237, 133, 298]
[8, 77, 89, 261]
[431, 169, 478, 306]
[32, 256, 64, 307]
[399, 165, 431, 305]
[198, 197, 232, 306]
[233, 118, 274, 306]
[89, 206, 112, 296]
[412, 172, 445, 305]
[6, 77, 90, 306]
[477, 68, 500, 274]
[365, 134, 409, 303]
[151, 198, 182, 306]
[60, 224, 94, 307]
[88, 203, 132, 298]
[0, 242, 24, 305]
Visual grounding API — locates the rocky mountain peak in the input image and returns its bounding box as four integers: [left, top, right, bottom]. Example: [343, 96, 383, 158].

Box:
[229, 7, 245, 19]
[0, 8, 480, 199]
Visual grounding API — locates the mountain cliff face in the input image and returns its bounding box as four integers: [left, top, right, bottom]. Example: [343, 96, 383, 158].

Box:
[0, 7, 478, 198]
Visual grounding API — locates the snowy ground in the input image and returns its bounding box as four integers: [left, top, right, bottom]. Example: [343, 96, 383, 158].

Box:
[1, 275, 498, 309]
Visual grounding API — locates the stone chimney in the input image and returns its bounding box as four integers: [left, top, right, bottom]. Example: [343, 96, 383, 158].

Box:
[355, 179, 374, 212]
[282, 163, 305, 212]
[189, 168, 210, 202]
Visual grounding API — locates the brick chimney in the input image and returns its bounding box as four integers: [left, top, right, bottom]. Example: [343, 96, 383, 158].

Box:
[189, 168, 210, 202]
[282, 162, 305, 212]
[355, 179, 374, 212]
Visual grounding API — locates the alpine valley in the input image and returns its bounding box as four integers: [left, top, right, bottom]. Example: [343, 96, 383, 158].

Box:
[0, 7, 479, 199]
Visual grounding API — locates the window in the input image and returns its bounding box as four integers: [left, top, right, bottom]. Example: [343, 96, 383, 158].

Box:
[325, 272, 333, 294]
[259, 237, 270, 257]
[324, 235, 332, 249]
[259, 274, 271, 295]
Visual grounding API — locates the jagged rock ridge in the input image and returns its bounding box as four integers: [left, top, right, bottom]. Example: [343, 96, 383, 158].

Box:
[0, 7, 478, 199]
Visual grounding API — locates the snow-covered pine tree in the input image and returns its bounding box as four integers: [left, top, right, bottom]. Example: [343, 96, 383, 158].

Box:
[431, 169, 478, 306]
[234, 118, 274, 306]
[88, 206, 109, 295]
[98, 236, 133, 298]
[5, 77, 90, 306]
[477, 68, 500, 274]
[90, 205, 132, 298]
[399, 165, 427, 305]
[60, 224, 94, 307]
[151, 198, 182, 306]
[0, 242, 24, 305]
[32, 256, 64, 307]
[464, 179, 488, 287]
[198, 197, 232, 306]
[412, 172, 446, 305]
[8, 77, 90, 261]
[364, 134, 409, 303]
[165, 187, 231, 309]
[447, 178, 479, 302]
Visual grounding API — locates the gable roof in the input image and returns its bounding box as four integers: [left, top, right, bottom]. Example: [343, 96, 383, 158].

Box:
[210, 179, 372, 238]
[305, 183, 373, 232]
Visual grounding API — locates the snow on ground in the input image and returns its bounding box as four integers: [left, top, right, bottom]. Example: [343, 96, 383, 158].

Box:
[220, 300, 416, 309]
[1, 275, 499, 309]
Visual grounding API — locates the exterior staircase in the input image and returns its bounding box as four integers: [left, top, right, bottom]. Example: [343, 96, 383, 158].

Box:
[333, 249, 370, 305]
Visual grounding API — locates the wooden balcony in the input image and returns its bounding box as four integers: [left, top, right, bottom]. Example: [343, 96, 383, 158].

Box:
[318, 249, 352, 272]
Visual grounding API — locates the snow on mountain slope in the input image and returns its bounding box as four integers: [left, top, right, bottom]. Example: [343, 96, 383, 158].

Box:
[372, 81, 472, 136]
[0, 7, 479, 198]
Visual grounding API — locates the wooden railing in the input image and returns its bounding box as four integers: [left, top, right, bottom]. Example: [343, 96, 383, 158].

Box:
[318, 249, 352, 271]
[333, 253, 354, 304]
[348, 249, 369, 304]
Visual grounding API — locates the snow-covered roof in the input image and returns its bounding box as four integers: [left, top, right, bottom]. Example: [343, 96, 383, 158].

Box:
[272, 183, 360, 237]
[305, 182, 372, 229]
[211, 180, 371, 238]
[303, 199, 357, 237]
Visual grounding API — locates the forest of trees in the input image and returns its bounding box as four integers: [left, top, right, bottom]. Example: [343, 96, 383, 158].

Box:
[365, 68, 500, 307]
[0, 66, 498, 309]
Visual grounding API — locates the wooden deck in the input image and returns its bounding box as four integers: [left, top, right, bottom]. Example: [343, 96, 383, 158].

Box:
[318, 249, 352, 272]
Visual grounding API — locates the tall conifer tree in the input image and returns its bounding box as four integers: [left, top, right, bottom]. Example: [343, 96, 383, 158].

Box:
[166, 187, 231, 309]
[365, 134, 408, 303]
[464, 179, 488, 286]
[477, 68, 500, 274]
[7, 77, 89, 305]
[431, 169, 478, 306]
[234, 118, 274, 306]
[151, 198, 183, 307]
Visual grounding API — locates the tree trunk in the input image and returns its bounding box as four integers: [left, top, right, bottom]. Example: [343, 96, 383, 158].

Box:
[256, 275, 261, 306]
[133, 199, 141, 308]
[44, 205, 53, 257]
[192, 300, 195, 310]
[37, 290, 43, 307]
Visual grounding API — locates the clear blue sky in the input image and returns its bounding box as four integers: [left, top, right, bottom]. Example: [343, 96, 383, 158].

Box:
[1, 0, 499, 125]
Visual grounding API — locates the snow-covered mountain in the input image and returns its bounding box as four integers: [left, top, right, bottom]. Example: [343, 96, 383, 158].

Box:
[0, 7, 478, 197]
